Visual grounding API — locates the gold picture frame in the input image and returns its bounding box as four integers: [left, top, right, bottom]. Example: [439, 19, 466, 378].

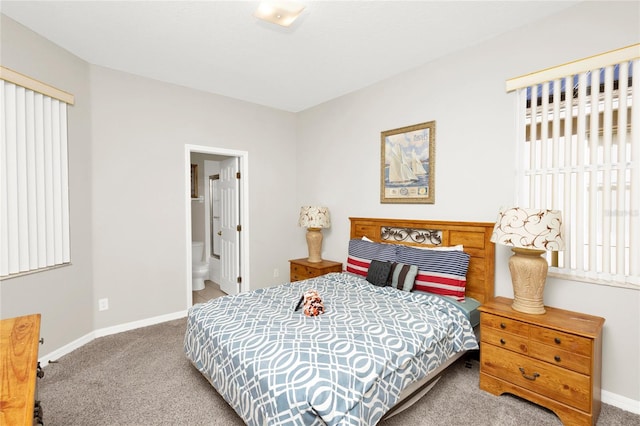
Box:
[380, 121, 435, 204]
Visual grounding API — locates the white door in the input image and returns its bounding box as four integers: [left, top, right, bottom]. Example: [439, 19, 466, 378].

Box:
[219, 157, 240, 295]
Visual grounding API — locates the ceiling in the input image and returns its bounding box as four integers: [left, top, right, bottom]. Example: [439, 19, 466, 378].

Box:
[1, 1, 581, 112]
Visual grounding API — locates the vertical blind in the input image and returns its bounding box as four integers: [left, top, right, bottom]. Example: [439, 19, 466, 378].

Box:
[508, 45, 639, 287]
[1, 68, 73, 278]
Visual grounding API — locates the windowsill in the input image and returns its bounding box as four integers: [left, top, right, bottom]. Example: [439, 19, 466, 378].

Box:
[548, 270, 640, 291]
[0, 263, 72, 281]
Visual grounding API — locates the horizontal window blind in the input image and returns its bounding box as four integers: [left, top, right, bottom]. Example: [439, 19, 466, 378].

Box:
[513, 49, 639, 288]
[1, 74, 71, 278]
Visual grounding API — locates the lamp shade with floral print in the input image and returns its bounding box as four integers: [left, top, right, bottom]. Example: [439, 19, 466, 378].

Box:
[491, 206, 564, 251]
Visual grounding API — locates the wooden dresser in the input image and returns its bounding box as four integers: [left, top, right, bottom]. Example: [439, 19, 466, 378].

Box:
[289, 258, 342, 282]
[0, 314, 44, 425]
[479, 297, 604, 425]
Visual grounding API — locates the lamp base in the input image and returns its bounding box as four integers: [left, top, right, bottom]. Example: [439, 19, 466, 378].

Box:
[306, 228, 323, 263]
[509, 247, 548, 314]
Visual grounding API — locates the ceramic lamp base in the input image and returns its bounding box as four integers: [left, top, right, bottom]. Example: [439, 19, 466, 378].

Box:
[306, 227, 323, 263]
[509, 247, 548, 314]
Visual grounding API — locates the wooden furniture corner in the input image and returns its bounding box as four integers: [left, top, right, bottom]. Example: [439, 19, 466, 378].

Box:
[1, 314, 43, 425]
[289, 258, 343, 282]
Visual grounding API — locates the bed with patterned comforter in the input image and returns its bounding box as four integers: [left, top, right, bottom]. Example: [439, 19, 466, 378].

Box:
[184, 272, 478, 425]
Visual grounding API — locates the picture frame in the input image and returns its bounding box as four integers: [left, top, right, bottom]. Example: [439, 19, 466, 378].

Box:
[191, 164, 198, 198]
[380, 121, 435, 204]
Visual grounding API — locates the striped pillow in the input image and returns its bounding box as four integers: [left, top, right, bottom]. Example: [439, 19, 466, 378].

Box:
[387, 262, 418, 292]
[396, 245, 470, 301]
[346, 239, 397, 277]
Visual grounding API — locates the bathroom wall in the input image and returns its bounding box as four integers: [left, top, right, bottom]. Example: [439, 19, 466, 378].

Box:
[190, 153, 223, 283]
[190, 154, 206, 244]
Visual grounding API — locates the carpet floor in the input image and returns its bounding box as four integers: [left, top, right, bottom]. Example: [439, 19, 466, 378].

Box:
[39, 318, 638, 425]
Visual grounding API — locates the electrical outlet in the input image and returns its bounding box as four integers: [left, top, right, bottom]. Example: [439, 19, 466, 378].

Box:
[273, 268, 279, 278]
[98, 298, 109, 311]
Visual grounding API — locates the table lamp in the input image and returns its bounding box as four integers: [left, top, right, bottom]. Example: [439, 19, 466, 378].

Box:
[490, 206, 564, 314]
[298, 206, 331, 263]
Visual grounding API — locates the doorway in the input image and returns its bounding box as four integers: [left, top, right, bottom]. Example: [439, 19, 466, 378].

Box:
[185, 145, 250, 308]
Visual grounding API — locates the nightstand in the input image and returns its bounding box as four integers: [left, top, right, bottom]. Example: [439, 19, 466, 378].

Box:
[289, 258, 342, 282]
[479, 297, 604, 426]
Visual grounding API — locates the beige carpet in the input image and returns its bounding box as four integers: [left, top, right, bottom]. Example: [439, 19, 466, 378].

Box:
[39, 318, 638, 425]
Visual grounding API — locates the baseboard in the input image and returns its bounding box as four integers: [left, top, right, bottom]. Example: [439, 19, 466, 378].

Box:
[39, 331, 95, 367]
[602, 390, 640, 415]
[93, 310, 187, 338]
[39, 310, 187, 367]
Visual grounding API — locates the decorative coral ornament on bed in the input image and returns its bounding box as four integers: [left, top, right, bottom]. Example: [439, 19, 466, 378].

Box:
[302, 289, 325, 316]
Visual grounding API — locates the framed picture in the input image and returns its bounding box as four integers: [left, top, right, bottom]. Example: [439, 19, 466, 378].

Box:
[381, 121, 435, 204]
[191, 164, 198, 198]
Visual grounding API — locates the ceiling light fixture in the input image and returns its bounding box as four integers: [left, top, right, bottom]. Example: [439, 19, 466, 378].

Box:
[254, 1, 305, 27]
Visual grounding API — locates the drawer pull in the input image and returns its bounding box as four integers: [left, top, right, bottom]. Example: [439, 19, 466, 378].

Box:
[500, 338, 506, 345]
[519, 367, 540, 381]
[500, 322, 507, 329]
[554, 355, 561, 362]
[554, 337, 561, 344]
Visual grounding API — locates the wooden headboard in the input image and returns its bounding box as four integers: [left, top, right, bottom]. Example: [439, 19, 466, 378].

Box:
[349, 217, 495, 304]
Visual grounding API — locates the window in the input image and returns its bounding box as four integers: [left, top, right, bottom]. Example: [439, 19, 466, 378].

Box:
[507, 45, 639, 288]
[0, 67, 74, 278]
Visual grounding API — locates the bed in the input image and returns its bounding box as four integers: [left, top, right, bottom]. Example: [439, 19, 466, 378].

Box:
[185, 217, 495, 425]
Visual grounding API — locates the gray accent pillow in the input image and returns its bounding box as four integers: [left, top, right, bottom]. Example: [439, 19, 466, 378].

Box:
[366, 260, 392, 287]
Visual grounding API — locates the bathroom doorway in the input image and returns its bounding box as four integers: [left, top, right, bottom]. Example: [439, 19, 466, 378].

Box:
[185, 145, 250, 308]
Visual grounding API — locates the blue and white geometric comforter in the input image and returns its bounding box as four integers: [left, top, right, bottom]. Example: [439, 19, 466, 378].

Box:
[184, 272, 478, 425]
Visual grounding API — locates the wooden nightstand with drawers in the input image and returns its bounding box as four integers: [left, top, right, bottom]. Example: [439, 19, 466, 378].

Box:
[289, 258, 342, 282]
[479, 297, 605, 425]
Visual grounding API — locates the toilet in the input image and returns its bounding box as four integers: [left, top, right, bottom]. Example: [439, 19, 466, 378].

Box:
[192, 241, 208, 291]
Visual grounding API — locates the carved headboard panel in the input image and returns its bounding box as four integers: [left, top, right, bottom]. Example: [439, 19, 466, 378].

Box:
[349, 217, 495, 304]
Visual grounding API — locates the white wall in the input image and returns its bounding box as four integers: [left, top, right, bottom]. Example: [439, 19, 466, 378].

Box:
[296, 1, 640, 407]
[0, 15, 94, 357]
[89, 65, 299, 328]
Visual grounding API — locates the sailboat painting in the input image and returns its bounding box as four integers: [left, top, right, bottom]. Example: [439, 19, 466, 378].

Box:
[381, 121, 435, 204]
